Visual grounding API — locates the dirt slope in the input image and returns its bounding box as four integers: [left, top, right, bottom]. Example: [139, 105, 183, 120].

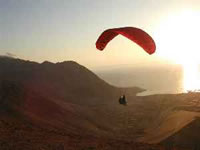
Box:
[138, 110, 200, 143]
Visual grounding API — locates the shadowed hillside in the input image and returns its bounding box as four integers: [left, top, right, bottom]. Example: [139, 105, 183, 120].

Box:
[1, 57, 199, 150]
[0, 57, 142, 105]
[137, 93, 200, 150]
[1, 57, 161, 149]
[161, 117, 200, 149]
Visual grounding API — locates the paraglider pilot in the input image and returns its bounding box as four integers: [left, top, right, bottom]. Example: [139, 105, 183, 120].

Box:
[119, 95, 127, 105]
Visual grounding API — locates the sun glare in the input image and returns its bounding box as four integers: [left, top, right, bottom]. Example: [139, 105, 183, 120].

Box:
[154, 10, 200, 91]
[183, 62, 200, 92]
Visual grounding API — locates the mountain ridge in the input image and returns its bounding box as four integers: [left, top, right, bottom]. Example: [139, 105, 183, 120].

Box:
[2, 57, 193, 150]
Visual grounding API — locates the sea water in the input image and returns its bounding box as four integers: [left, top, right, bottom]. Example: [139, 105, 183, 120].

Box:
[95, 64, 185, 96]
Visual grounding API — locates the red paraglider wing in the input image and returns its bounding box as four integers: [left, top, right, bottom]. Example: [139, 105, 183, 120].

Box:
[96, 27, 156, 54]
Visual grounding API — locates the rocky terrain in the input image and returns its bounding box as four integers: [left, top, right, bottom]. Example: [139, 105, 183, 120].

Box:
[0, 56, 199, 150]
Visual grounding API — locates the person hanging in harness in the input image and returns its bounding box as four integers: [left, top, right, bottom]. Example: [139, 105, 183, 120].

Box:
[119, 95, 127, 105]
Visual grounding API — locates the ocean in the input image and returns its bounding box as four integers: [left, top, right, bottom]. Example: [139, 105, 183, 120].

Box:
[95, 64, 185, 96]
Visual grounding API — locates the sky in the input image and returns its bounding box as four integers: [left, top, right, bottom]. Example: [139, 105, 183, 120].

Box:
[1, 0, 200, 69]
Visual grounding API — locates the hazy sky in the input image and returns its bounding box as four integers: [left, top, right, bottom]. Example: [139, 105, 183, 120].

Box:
[0, 0, 200, 69]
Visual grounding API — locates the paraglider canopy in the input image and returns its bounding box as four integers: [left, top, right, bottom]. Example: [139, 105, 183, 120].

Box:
[96, 27, 156, 55]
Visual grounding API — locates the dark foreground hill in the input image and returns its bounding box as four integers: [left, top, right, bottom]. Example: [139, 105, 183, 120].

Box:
[1, 57, 200, 150]
[161, 117, 200, 149]
[0, 57, 160, 150]
[0, 57, 144, 133]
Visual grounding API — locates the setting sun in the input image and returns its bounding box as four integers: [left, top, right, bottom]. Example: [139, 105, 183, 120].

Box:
[183, 62, 200, 91]
[154, 10, 200, 91]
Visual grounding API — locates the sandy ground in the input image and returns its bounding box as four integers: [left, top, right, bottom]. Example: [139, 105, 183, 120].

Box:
[138, 110, 200, 143]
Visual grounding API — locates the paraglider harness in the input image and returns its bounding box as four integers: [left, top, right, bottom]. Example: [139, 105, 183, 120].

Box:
[119, 95, 127, 105]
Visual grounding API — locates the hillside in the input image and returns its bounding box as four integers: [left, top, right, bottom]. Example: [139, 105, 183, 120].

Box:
[0, 57, 158, 149]
[137, 93, 200, 149]
[1, 57, 200, 150]
[0, 57, 143, 104]
[161, 117, 200, 149]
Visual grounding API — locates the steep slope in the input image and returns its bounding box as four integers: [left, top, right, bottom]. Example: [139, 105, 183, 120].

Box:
[161, 117, 200, 149]
[138, 110, 200, 143]
[0, 57, 142, 105]
[136, 93, 200, 149]
[1, 57, 199, 149]
[0, 57, 144, 137]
